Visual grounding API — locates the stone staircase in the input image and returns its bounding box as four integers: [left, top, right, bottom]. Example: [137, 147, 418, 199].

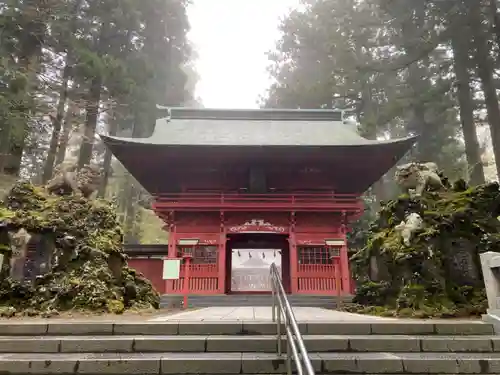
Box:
[160, 293, 353, 308]
[0, 320, 499, 374]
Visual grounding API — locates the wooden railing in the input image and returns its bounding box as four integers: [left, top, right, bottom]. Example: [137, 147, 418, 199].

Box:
[169, 264, 219, 294]
[153, 192, 362, 212]
[296, 259, 343, 295]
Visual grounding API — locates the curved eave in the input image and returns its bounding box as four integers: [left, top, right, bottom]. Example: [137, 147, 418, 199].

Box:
[100, 134, 418, 195]
[100, 133, 416, 147]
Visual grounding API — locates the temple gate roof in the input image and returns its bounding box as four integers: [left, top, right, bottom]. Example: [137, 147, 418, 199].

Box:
[101, 107, 416, 147]
[100, 107, 418, 195]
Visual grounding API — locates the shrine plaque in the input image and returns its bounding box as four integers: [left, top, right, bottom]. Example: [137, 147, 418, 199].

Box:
[162, 259, 181, 280]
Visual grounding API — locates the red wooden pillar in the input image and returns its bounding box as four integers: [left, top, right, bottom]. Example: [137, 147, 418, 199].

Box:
[217, 212, 226, 294]
[165, 212, 177, 294]
[167, 212, 176, 258]
[339, 223, 351, 295]
[182, 254, 192, 308]
[289, 212, 298, 294]
[334, 258, 342, 296]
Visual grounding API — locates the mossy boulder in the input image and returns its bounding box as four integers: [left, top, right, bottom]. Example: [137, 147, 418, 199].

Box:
[0, 182, 160, 317]
[348, 181, 500, 318]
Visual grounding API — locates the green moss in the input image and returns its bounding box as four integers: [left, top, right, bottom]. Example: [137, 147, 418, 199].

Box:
[350, 181, 500, 319]
[106, 299, 125, 314]
[0, 182, 160, 317]
[0, 306, 16, 317]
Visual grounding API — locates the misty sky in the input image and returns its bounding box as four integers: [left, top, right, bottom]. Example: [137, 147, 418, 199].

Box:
[187, 0, 301, 109]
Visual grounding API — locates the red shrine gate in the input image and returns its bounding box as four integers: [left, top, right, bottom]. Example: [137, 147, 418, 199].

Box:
[103, 107, 417, 297]
[128, 196, 362, 296]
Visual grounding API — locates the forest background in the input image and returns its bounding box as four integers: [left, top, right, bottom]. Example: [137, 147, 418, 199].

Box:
[2, 0, 500, 243]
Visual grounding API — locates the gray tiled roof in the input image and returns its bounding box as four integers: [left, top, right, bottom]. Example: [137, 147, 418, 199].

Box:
[103, 117, 409, 146]
[100, 108, 418, 195]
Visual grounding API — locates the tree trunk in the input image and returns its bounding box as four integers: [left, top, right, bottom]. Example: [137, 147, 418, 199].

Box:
[123, 107, 150, 243]
[472, 8, 500, 179]
[358, 83, 387, 204]
[98, 108, 118, 198]
[403, 5, 434, 162]
[124, 196, 141, 244]
[77, 23, 108, 168]
[98, 27, 136, 198]
[42, 64, 71, 182]
[0, 0, 52, 176]
[117, 174, 130, 223]
[42, 0, 83, 181]
[488, 0, 500, 47]
[0, 54, 39, 176]
[78, 75, 102, 168]
[451, 34, 485, 185]
[55, 101, 78, 166]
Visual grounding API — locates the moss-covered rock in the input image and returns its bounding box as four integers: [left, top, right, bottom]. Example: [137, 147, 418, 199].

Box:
[0, 182, 160, 317]
[348, 180, 500, 318]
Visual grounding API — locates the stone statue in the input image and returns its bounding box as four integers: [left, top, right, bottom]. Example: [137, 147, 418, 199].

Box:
[45, 123, 88, 197]
[45, 162, 79, 196]
[77, 164, 102, 198]
[45, 121, 103, 199]
[395, 162, 444, 197]
[8, 228, 31, 258]
[7, 228, 31, 280]
[394, 213, 424, 246]
[45, 163, 102, 199]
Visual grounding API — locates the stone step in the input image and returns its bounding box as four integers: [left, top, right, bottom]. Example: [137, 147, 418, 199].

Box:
[161, 301, 344, 308]
[160, 294, 352, 308]
[2, 351, 500, 374]
[0, 321, 493, 336]
[2, 334, 500, 353]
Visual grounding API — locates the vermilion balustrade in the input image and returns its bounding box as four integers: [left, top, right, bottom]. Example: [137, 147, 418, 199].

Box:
[153, 192, 362, 212]
[168, 263, 219, 294]
[296, 259, 343, 295]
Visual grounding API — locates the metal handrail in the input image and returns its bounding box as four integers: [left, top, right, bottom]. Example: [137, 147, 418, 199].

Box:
[270, 263, 315, 375]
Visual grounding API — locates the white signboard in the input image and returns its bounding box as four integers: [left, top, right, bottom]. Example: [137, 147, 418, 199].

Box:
[162, 259, 181, 280]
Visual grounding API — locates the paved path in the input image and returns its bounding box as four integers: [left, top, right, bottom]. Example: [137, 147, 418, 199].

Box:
[148, 306, 394, 322]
